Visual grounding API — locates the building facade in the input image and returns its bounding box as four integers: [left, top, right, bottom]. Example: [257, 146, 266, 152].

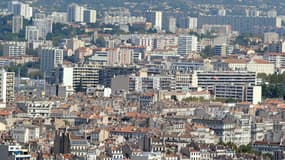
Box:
[40, 48, 64, 74]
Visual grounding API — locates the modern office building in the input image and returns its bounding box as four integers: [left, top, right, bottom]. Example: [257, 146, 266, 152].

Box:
[177, 35, 198, 55]
[58, 65, 100, 91]
[192, 71, 257, 90]
[214, 84, 262, 104]
[12, 15, 23, 33]
[40, 48, 64, 73]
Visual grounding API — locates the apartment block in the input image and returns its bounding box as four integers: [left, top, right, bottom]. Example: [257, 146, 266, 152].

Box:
[0, 70, 15, 104]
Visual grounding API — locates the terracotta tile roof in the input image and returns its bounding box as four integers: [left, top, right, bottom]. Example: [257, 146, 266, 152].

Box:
[63, 154, 74, 159]
[265, 52, 285, 56]
[0, 110, 11, 116]
[278, 104, 285, 109]
[265, 99, 283, 105]
[252, 59, 271, 64]
[125, 112, 151, 119]
[111, 126, 149, 133]
[224, 59, 248, 64]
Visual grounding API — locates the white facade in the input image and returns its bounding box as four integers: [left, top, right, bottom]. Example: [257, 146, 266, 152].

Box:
[66, 38, 85, 51]
[264, 32, 279, 44]
[3, 41, 26, 57]
[188, 17, 198, 30]
[252, 86, 262, 105]
[177, 35, 198, 55]
[26, 101, 57, 118]
[12, 125, 40, 143]
[146, 11, 163, 31]
[50, 12, 68, 24]
[0, 70, 15, 104]
[132, 152, 162, 160]
[68, 3, 85, 22]
[168, 17, 176, 33]
[154, 11, 162, 31]
[61, 67, 74, 87]
[214, 84, 262, 104]
[60, 65, 100, 91]
[33, 18, 53, 39]
[25, 26, 39, 42]
[84, 9, 97, 23]
[264, 53, 285, 69]
[8, 1, 33, 19]
[103, 16, 146, 25]
[224, 59, 275, 75]
[246, 60, 275, 75]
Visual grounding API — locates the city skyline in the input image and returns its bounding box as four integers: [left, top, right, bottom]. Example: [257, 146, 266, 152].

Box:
[0, 0, 284, 160]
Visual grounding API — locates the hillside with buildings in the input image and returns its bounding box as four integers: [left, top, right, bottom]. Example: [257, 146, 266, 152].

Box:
[0, 0, 284, 159]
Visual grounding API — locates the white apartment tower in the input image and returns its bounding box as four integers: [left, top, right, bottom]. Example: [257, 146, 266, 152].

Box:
[146, 10, 162, 31]
[168, 16, 176, 33]
[25, 26, 39, 42]
[177, 35, 198, 55]
[67, 3, 85, 22]
[84, 9, 97, 23]
[188, 17, 198, 30]
[59, 65, 100, 91]
[0, 70, 15, 104]
[33, 18, 53, 39]
[8, 1, 33, 19]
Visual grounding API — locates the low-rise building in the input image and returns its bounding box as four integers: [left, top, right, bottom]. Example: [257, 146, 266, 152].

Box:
[12, 124, 40, 143]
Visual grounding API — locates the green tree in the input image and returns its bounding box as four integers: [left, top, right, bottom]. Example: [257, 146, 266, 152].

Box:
[262, 153, 273, 160]
[258, 73, 285, 98]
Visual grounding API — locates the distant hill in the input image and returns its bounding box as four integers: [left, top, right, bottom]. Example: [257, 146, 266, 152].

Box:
[2, 0, 285, 14]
